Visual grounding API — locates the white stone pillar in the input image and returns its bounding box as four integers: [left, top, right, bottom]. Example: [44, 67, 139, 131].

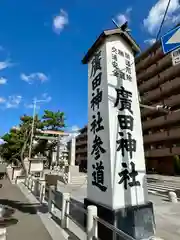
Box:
[86, 32, 148, 209]
[69, 137, 76, 166]
[83, 28, 155, 240]
[87, 205, 98, 240]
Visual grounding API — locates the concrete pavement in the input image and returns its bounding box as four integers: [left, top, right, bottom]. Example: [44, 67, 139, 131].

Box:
[151, 194, 180, 240]
[0, 178, 65, 240]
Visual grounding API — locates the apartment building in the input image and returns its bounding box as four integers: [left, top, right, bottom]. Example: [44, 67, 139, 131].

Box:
[137, 38, 180, 175]
[75, 125, 87, 172]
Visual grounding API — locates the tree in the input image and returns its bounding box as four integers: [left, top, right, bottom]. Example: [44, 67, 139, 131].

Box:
[41, 110, 66, 168]
[0, 109, 67, 172]
[42, 110, 66, 131]
[0, 129, 22, 166]
[0, 114, 44, 175]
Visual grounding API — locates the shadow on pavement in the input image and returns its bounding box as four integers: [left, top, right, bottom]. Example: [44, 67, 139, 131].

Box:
[65, 229, 81, 240]
[147, 178, 158, 183]
[0, 218, 19, 227]
[0, 199, 48, 214]
[51, 214, 81, 240]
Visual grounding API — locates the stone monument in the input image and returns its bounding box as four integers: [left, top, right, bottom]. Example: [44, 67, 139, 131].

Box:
[82, 28, 155, 239]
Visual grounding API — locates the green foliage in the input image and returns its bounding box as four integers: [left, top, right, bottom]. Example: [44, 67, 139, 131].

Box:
[0, 128, 24, 165]
[42, 110, 66, 131]
[0, 114, 42, 165]
[0, 109, 66, 169]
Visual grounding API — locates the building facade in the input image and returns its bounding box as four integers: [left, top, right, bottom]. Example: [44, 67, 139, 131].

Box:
[75, 27, 180, 175]
[137, 38, 180, 175]
[75, 126, 87, 172]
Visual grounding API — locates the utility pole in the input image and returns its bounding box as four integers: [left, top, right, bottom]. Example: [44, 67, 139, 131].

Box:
[56, 135, 61, 165]
[29, 99, 36, 160]
[28, 98, 47, 160]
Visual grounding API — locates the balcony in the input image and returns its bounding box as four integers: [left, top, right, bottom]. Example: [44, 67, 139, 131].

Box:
[76, 140, 87, 146]
[139, 58, 180, 94]
[143, 111, 180, 131]
[145, 146, 180, 157]
[76, 132, 87, 141]
[76, 147, 87, 154]
[76, 155, 87, 163]
[144, 128, 180, 144]
[141, 93, 180, 118]
[139, 75, 159, 93]
[137, 54, 172, 83]
[141, 77, 180, 104]
[139, 48, 164, 72]
[135, 41, 160, 68]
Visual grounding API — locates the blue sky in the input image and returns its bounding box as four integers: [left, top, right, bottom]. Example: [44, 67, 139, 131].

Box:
[0, 0, 180, 135]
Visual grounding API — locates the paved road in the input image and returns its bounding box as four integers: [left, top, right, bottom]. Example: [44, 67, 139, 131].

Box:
[0, 178, 52, 240]
[147, 178, 180, 198]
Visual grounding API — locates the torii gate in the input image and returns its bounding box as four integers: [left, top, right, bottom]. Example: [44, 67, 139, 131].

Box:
[35, 129, 78, 166]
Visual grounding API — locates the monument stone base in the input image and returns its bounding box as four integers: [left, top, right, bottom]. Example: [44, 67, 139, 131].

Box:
[84, 198, 155, 240]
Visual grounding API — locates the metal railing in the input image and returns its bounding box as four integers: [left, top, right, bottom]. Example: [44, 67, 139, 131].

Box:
[24, 176, 136, 240]
[48, 186, 136, 240]
[94, 216, 135, 240]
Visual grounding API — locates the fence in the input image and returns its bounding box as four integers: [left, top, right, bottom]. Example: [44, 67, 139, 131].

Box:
[24, 175, 46, 203]
[24, 175, 135, 240]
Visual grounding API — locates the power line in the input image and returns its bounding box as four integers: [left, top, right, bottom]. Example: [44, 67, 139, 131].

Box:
[111, 2, 172, 110]
[156, 0, 172, 41]
[111, 0, 172, 73]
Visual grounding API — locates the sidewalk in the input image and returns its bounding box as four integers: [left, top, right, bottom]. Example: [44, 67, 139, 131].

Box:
[0, 178, 53, 240]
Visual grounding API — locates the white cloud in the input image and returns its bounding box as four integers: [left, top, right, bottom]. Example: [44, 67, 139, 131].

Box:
[0, 77, 7, 85]
[143, 0, 180, 35]
[0, 60, 12, 71]
[116, 7, 132, 26]
[42, 93, 52, 102]
[144, 38, 156, 45]
[21, 72, 48, 84]
[0, 97, 6, 103]
[53, 9, 68, 34]
[6, 95, 22, 108]
[71, 125, 80, 132]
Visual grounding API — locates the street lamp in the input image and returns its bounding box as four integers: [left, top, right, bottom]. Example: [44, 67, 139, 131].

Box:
[28, 98, 47, 160]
